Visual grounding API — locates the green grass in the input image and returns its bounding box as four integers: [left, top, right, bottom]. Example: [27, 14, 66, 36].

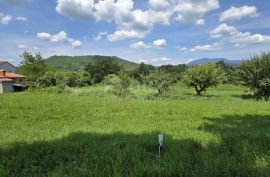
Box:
[0, 84, 269, 177]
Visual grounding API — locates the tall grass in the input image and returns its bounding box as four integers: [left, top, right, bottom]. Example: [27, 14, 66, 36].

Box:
[0, 84, 269, 176]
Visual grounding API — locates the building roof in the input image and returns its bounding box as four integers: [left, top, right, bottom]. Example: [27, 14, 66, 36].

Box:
[0, 61, 7, 65]
[0, 60, 16, 68]
[0, 78, 13, 82]
[5, 72, 26, 78]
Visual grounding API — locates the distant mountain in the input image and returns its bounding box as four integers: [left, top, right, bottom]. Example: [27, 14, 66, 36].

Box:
[186, 58, 241, 66]
[45, 55, 139, 72]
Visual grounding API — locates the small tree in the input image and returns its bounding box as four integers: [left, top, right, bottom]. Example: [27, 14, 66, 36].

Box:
[238, 52, 270, 101]
[183, 63, 226, 95]
[18, 52, 54, 82]
[144, 70, 173, 94]
[104, 72, 131, 96]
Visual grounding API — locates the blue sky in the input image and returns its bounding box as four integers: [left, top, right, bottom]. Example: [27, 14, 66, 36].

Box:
[0, 0, 270, 65]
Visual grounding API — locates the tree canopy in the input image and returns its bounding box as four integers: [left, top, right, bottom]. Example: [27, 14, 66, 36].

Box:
[183, 63, 227, 95]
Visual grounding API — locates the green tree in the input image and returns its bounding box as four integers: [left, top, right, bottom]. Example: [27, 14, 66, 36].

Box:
[183, 63, 227, 95]
[63, 72, 91, 87]
[144, 70, 173, 94]
[104, 72, 131, 96]
[130, 62, 155, 84]
[18, 52, 54, 82]
[85, 59, 121, 83]
[238, 52, 270, 101]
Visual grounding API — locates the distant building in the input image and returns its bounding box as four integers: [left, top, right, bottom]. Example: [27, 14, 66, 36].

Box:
[0, 61, 27, 93]
[0, 61, 16, 73]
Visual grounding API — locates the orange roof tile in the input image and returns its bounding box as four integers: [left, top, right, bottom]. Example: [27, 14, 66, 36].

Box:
[5, 72, 26, 78]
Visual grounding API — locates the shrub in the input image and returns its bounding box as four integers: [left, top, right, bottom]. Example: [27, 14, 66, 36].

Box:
[238, 52, 270, 101]
[104, 72, 131, 96]
[183, 63, 227, 95]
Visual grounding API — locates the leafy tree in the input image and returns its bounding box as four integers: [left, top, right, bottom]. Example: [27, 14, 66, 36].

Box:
[18, 52, 54, 82]
[130, 62, 155, 84]
[36, 72, 58, 88]
[183, 63, 227, 95]
[63, 72, 91, 87]
[144, 70, 173, 94]
[104, 72, 131, 96]
[216, 61, 239, 84]
[159, 64, 187, 82]
[85, 59, 121, 83]
[238, 52, 270, 101]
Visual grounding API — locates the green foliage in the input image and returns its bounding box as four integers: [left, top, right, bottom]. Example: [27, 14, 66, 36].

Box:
[144, 70, 173, 94]
[46, 55, 139, 72]
[104, 72, 131, 96]
[238, 52, 270, 100]
[130, 63, 155, 84]
[159, 64, 187, 81]
[0, 85, 270, 177]
[17, 52, 54, 82]
[63, 72, 91, 87]
[36, 72, 58, 88]
[85, 59, 122, 83]
[183, 63, 227, 95]
[216, 61, 239, 84]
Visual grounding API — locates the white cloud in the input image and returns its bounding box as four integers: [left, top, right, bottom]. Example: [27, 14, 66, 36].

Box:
[149, 0, 170, 11]
[71, 40, 82, 48]
[130, 41, 151, 49]
[0, 13, 12, 24]
[36, 32, 51, 41]
[17, 44, 28, 49]
[210, 23, 237, 38]
[174, 0, 219, 23]
[210, 23, 270, 44]
[196, 19, 205, 25]
[220, 5, 259, 22]
[190, 42, 223, 52]
[56, 0, 220, 41]
[15, 17, 28, 21]
[51, 31, 68, 42]
[56, 0, 96, 20]
[93, 32, 108, 41]
[138, 57, 181, 66]
[107, 30, 147, 42]
[179, 47, 188, 52]
[153, 39, 167, 47]
[36, 31, 82, 48]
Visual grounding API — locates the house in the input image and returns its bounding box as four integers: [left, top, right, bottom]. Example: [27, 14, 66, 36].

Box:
[0, 61, 16, 73]
[0, 61, 27, 93]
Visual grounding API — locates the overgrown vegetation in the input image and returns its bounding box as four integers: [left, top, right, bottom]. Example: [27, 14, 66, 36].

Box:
[238, 52, 270, 101]
[0, 84, 269, 177]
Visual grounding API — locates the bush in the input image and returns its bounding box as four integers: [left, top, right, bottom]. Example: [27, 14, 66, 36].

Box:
[238, 52, 270, 101]
[144, 70, 173, 94]
[104, 72, 131, 96]
[183, 63, 227, 95]
[85, 59, 121, 83]
[63, 72, 91, 87]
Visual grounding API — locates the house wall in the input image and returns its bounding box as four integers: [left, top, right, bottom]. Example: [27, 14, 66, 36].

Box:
[0, 63, 16, 73]
[0, 82, 14, 93]
[0, 82, 2, 93]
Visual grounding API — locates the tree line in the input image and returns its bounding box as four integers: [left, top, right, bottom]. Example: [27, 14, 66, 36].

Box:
[18, 51, 270, 101]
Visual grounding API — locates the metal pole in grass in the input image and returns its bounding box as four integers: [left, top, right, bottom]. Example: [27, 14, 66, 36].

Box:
[158, 134, 164, 156]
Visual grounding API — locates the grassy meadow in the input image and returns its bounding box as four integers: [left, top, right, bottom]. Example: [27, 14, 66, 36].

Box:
[0, 83, 269, 177]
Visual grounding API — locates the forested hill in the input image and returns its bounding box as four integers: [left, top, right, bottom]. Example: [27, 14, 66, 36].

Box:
[45, 55, 139, 71]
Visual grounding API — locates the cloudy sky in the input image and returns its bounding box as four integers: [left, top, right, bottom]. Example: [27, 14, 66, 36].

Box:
[0, 0, 270, 65]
